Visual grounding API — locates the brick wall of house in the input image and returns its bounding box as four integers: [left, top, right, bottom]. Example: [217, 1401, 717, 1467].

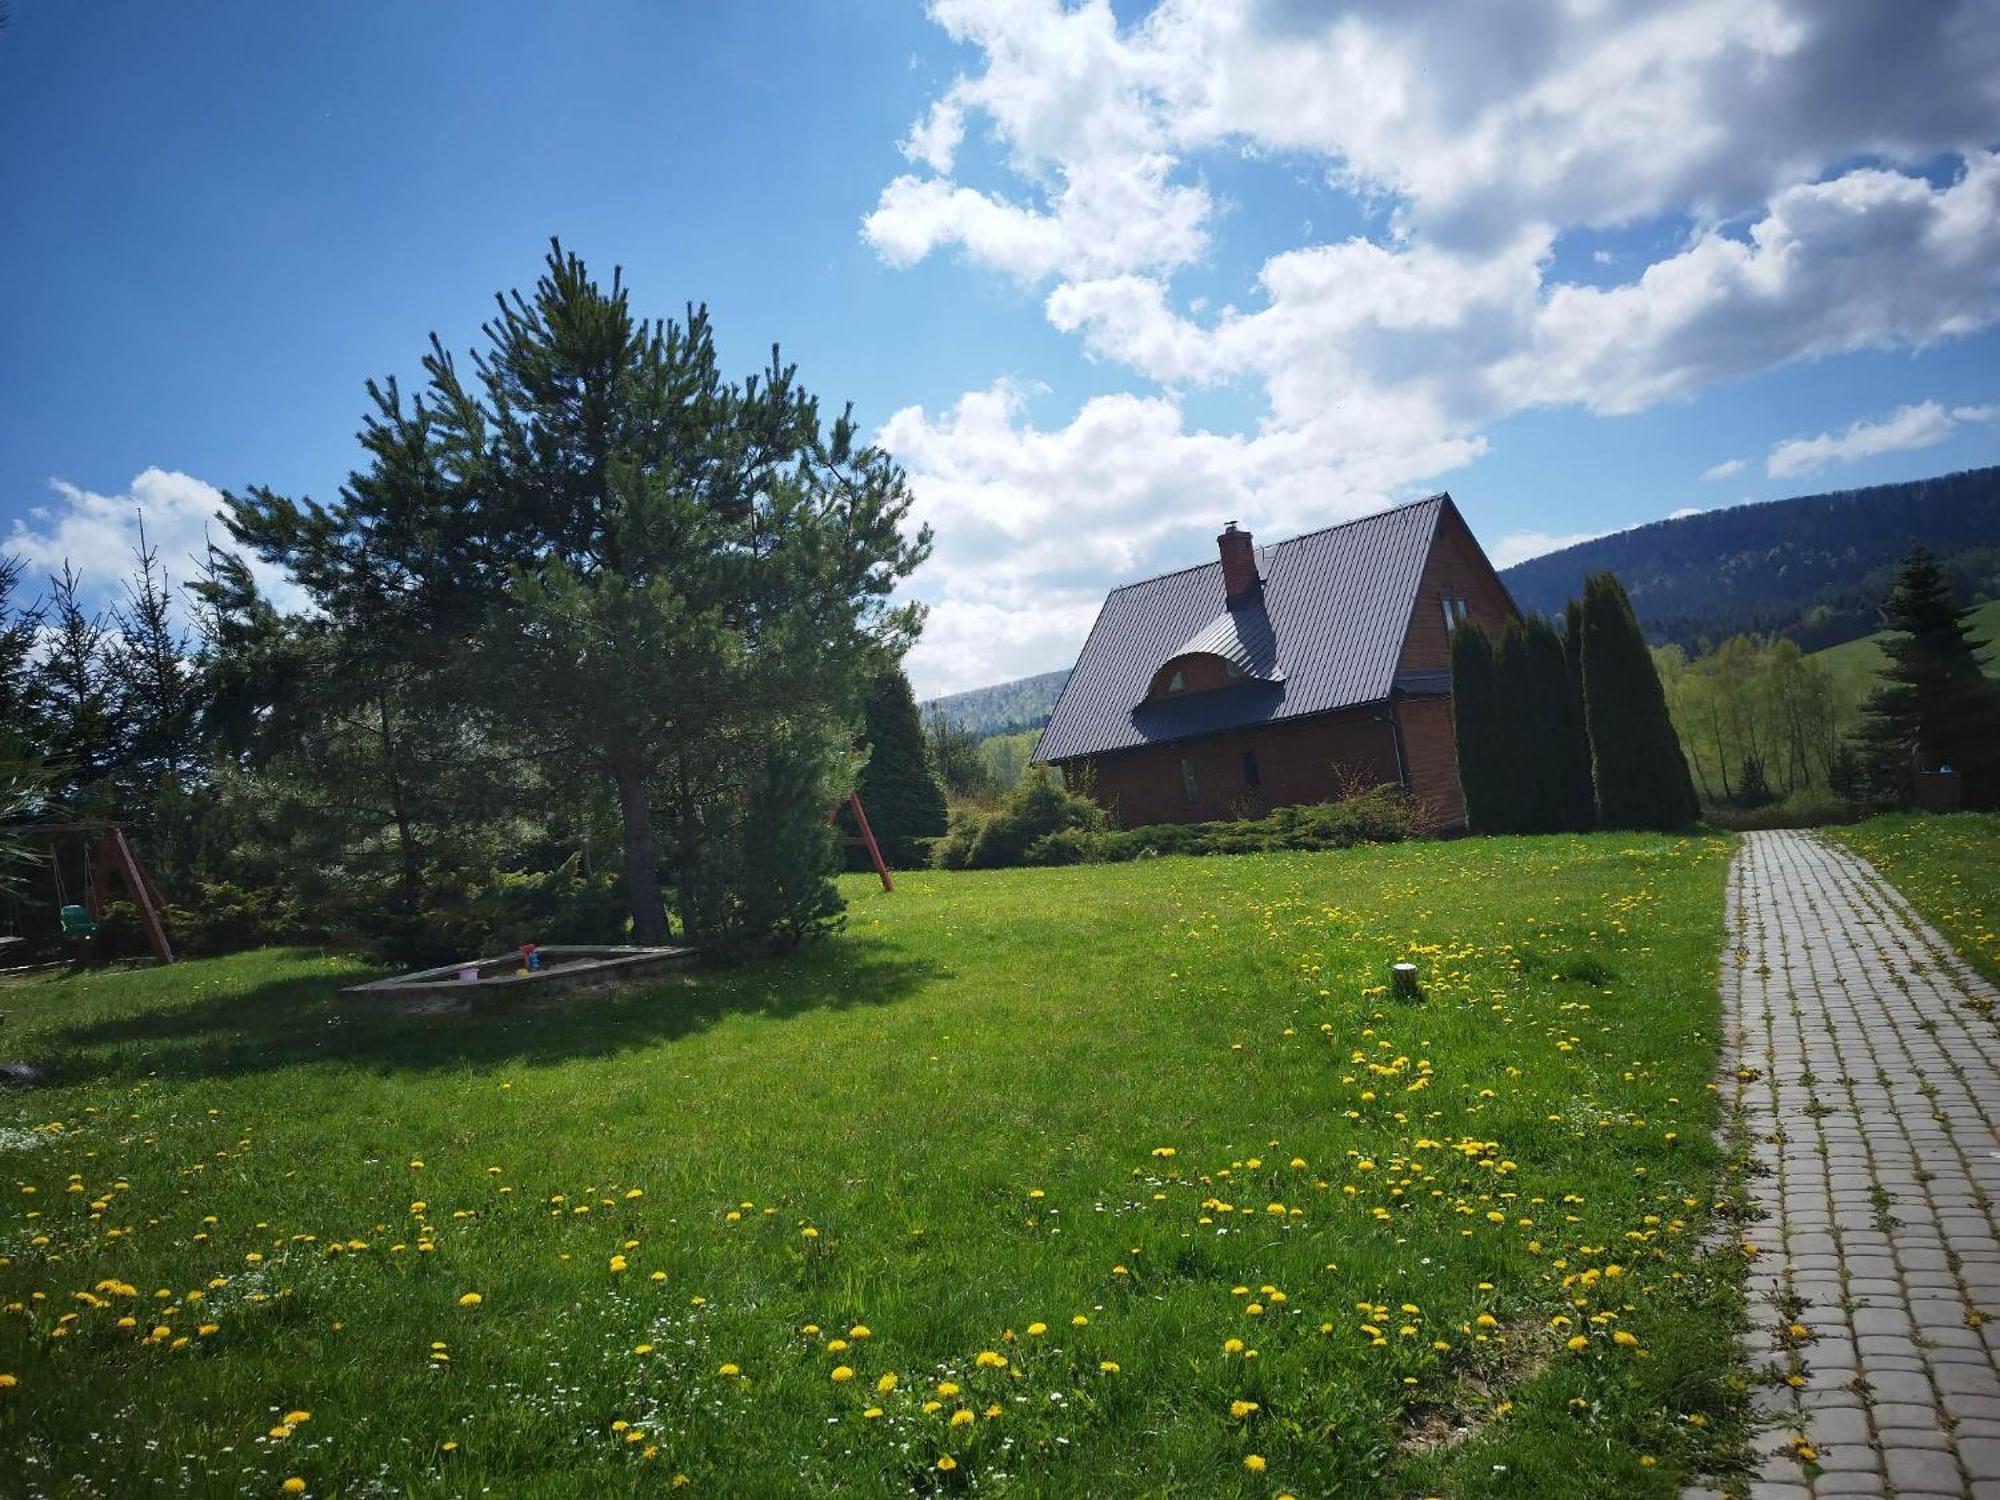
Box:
[1397, 506, 1519, 674]
[1064, 706, 1400, 827]
[1395, 694, 1465, 830]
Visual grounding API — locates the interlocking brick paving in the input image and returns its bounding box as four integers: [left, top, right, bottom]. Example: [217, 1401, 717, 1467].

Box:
[1718, 830, 2000, 1500]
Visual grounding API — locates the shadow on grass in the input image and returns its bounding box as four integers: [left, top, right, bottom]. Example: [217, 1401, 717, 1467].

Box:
[31, 937, 938, 1087]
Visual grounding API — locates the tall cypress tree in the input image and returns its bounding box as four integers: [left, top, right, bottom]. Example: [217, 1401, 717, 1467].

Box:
[1449, 620, 1501, 832]
[1519, 615, 1587, 834]
[1579, 572, 1699, 830]
[1559, 602, 1598, 830]
[855, 662, 948, 867]
[1856, 545, 2000, 805]
[1492, 620, 1542, 833]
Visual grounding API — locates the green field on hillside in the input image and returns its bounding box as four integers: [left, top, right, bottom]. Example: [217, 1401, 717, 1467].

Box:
[1, 837, 1752, 1498]
[1826, 813, 2000, 989]
[1809, 597, 2000, 702]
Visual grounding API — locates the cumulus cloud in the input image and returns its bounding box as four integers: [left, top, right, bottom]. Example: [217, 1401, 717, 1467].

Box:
[866, 0, 2000, 693]
[1766, 400, 1970, 477]
[1700, 459, 1746, 481]
[1486, 529, 1609, 570]
[5, 467, 298, 624]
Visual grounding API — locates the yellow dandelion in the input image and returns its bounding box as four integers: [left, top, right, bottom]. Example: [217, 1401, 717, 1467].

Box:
[830, 1365, 855, 1382]
[457, 1292, 483, 1308]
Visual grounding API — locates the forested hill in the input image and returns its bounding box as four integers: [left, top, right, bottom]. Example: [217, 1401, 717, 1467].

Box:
[1500, 466, 2000, 652]
[923, 668, 1070, 736]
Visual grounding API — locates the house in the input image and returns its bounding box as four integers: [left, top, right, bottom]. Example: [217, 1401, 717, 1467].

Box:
[1034, 493, 1517, 829]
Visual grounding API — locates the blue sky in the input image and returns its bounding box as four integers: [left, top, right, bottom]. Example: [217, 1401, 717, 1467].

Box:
[3, 1, 1997, 695]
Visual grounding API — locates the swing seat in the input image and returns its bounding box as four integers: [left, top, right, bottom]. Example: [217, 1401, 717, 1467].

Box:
[59, 904, 99, 938]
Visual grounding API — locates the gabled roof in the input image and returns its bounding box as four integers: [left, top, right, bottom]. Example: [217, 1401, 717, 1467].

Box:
[1038, 494, 1449, 763]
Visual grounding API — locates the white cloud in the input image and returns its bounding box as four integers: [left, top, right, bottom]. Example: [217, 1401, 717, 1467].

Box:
[5, 468, 298, 624]
[868, 0, 2000, 693]
[1487, 528, 1607, 570]
[1952, 403, 2000, 423]
[1669, 506, 1707, 519]
[1766, 400, 1965, 477]
[1700, 458, 1746, 481]
[886, 379, 1480, 693]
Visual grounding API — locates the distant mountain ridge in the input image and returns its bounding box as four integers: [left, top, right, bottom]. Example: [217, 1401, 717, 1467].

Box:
[922, 668, 1071, 738]
[1500, 466, 2000, 651]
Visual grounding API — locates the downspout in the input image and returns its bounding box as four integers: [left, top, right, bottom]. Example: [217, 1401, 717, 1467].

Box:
[1373, 698, 1409, 789]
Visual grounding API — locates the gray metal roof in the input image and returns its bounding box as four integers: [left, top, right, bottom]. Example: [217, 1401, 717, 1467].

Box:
[1038, 495, 1447, 763]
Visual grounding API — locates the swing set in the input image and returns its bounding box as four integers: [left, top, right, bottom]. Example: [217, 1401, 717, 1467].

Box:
[0, 821, 175, 965]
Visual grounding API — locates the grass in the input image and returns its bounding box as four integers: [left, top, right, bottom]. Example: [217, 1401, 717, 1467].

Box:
[1824, 812, 2000, 988]
[1808, 597, 2000, 702]
[0, 834, 1751, 1498]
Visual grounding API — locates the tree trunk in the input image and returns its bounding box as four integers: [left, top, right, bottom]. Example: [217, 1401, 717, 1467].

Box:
[612, 760, 670, 945]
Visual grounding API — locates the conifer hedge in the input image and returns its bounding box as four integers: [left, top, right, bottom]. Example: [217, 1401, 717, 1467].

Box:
[1578, 572, 1700, 830]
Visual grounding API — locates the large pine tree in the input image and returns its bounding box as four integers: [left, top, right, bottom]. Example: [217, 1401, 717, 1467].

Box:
[855, 663, 948, 867]
[1579, 572, 1699, 831]
[225, 243, 931, 945]
[1856, 546, 2000, 805]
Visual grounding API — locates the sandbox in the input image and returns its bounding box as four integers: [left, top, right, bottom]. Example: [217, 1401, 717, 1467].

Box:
[341, 945, 695, 1006]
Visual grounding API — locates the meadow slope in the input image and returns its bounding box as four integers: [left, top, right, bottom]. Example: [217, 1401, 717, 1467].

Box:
[0, 835, 1749, 1498]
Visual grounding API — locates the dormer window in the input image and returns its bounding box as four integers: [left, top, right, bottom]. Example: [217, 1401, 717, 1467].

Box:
[1167, 669, 1186, 693]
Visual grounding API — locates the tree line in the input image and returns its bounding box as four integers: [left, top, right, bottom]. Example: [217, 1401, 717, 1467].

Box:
[3, 245, 940, 964]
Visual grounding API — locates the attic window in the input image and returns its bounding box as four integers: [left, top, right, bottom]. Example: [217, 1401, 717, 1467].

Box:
[1167, 668, 1186, 694]
[1440, 594, 1471, 631]
[1226, 659, 1244, 679]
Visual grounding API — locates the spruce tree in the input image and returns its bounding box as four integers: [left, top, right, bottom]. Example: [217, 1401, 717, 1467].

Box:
[1856, 546, 2000, 806]
[108, 522, 199, 836]
[1558, 602, 1598, 830]
[855, 663, 948, 867]
[0, 554, 44, 772]
[1579, 571, 1700, 830]
[33, 564, 117, 808]
[1449, 620, 1500, 832]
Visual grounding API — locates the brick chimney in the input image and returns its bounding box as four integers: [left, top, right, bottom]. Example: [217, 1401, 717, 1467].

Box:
[1218, 521, 1260, 604]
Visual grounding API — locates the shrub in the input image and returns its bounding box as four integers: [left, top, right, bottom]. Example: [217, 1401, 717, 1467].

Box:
[936, 780, 1421, 870]
[930, 770, 1108, 870]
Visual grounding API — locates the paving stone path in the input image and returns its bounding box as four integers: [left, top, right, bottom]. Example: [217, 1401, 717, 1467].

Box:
[1721, 829, 2000, 1499]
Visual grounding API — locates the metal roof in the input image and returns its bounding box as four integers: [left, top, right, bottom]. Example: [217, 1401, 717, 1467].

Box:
[1038, 495, 1448, 763]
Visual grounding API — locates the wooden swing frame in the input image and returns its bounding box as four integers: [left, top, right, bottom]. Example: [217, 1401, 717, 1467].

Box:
[832, 791, 893, 893]
[1, 820, 176, 965]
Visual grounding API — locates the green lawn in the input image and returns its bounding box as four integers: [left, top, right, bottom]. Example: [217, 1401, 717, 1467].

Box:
[1, 835, 1750, 1498]
[1825, 813, 2000, 988]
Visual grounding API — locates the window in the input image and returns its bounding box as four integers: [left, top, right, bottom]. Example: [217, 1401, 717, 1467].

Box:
[1225, 659, 1244, 679]
[1440, 594, 1471, 632]
[1167, 668, 1186, 694]
[1241, 748, 1261, 788]
[1181, 756, 1200, 804]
